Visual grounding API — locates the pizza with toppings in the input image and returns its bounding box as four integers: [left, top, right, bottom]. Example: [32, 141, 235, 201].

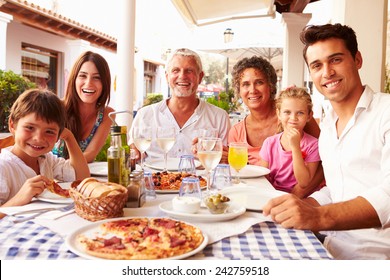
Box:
[46, 180, 70, 198]
[76, 217, 205, 260]
[152, 171, 207, 191]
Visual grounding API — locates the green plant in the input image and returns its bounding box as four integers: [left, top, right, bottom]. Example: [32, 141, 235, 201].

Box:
[94, 135, 111, 162]
[0, 70, 36, 131]
[206, 89, 239, 113]
[385, 65, 390, 93]
[143, 93, 163, 107]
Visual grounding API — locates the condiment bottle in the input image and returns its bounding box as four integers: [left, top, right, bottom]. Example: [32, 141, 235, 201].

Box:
[120, 126, 130, 187]
[129, 148, 137, 171]
[126, 170, 146, 208]
[107, 125, 125, 185]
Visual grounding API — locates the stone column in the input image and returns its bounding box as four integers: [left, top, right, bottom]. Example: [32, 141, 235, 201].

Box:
[115, 0, 136, 128]
[331, 0, 388, 92]
[0, 12, 13, 70]
[281, 13, 312, 89]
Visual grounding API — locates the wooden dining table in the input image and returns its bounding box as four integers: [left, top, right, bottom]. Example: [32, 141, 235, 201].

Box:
[0, 162, 333, 260]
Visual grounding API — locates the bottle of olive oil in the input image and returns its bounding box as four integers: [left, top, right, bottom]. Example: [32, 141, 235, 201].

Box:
[120, 126, 130, 187]
[107, 126, 124, 185]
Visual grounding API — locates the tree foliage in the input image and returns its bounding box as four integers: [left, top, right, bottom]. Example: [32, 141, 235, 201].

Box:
[0, 70, 36, 132]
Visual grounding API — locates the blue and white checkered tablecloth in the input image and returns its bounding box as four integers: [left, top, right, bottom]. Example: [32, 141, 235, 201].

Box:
[0, 217, 332, 260]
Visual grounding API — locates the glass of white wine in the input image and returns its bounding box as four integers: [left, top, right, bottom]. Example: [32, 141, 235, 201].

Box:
[157, 126, 176, 172]
[132, 126, 152, 170]
[197, 137, 222, 194]
[228, 142, 248, 184]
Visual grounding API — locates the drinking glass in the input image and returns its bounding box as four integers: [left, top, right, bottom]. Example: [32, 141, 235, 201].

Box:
[179, 177, 202, 200]
[197, 137, 222, 194]
[157, 126, 176, 171]
[178, 155, 196, 176]
[197, 128, 218, 140]
[144, 171, 156, 200]
[228, 142, 248, 184]
[132, 126, 152, 170]
[172, 177, 202, 214]
[212, 163, 232, 191]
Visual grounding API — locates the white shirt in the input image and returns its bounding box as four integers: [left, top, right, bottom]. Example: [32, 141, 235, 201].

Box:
[129, 98, 231, 159]
[311, 86, 390, 259]
[0, 147, 76, 205]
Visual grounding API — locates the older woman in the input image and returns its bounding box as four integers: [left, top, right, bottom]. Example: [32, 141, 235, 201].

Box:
[229, 56, 320, 165]
[228, 56, 322, 197]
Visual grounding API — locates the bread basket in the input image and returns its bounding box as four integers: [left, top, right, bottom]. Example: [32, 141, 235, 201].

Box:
[69, 178, 128, 222]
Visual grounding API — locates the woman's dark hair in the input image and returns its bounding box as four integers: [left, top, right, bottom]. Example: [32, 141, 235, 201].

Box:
[64, 51, 111, 142]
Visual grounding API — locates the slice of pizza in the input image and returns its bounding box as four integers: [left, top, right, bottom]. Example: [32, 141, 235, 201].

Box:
[46, 180, 70, 198]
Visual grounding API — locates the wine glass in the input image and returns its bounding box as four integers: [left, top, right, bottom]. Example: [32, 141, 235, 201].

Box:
[228, 142, 248, 184]
[197, 137, 222, 194]
[197, 128, 218, 140]
[132, 126, 152, 170]
[157, 126, 176, 172]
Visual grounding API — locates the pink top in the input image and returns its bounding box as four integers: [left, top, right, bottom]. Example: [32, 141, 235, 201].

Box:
[228, 117, 261, 165]
[259, 132, 320, 193]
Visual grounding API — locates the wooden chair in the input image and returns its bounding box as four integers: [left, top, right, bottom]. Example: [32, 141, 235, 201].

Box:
[0, 135, 14, 152]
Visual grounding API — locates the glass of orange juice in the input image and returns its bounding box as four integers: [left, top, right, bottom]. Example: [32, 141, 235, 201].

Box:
[228, 142, 248, 184]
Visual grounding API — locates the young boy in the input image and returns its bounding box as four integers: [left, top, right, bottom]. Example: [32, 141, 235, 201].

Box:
[0, 89, 90, 212]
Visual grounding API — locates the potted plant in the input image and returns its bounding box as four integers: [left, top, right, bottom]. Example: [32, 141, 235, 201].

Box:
[0, 70, 36, 132]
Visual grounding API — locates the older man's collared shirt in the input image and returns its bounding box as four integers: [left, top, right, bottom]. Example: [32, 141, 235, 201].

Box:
[129, 98, 231, 159]
[311, 85, 390, 259]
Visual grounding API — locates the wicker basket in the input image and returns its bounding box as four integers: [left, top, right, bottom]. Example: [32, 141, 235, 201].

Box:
[69, 180, 128, 222]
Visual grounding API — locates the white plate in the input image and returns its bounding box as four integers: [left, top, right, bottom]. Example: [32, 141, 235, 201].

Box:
[156, 184, 207, 194]
[159, 201, 246, 222]
[220, 186, 285, 211]
[65, 217, 208, 260]
[230, 165, 270, 179]
[145, 158, 201, 171]
[37, 182, 73, 204]
[88, 162, 108, 177]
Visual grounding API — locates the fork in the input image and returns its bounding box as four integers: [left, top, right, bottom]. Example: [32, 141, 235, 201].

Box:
[12, 203, 75, 223]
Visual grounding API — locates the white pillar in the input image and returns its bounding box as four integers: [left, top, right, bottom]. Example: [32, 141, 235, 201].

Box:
[281, 13, 312, 88]
[115, 0, 136, 128]
[331, 0, 387, 92]
[0, 12, 13, 70]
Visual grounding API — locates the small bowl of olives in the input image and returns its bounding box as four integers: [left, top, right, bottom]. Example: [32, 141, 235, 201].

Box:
[204, 193, 230, 214]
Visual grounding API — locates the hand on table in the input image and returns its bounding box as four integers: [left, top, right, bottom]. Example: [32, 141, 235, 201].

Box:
[262, 193, 322, 231]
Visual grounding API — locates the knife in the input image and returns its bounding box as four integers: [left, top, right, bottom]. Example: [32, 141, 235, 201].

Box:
[246, 209, 263, 213]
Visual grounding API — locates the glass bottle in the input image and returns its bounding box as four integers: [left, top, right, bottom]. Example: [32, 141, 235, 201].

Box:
[107, 125, 125, 185]
[129, 148, 137, 171]
[126, 170, 146, 208]
[120, 126, 130, 187]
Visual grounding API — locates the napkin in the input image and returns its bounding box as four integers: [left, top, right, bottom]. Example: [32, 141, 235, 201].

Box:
[0, 201, 75, 221]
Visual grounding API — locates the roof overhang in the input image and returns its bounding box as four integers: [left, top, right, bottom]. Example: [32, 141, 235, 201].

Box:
[0, 0, 117, 51]
[171, 0, 319, 26]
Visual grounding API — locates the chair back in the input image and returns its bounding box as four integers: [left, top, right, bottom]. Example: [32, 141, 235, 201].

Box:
[0, 135, 14, 152]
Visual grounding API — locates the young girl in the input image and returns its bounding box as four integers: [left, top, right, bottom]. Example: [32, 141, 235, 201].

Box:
[259, 87, 320, 196]
[0, 89, 90, 215]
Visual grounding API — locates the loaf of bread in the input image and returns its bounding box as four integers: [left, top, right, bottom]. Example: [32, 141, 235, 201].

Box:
[75, 178, 125, 198]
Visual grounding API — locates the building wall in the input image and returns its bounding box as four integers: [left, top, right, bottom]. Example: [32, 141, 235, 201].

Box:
[2, 18, 148, 110]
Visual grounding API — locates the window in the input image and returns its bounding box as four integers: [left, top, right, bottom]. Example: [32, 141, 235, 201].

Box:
[21, 43, 59, 93]
[143, 61, 157, 97]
